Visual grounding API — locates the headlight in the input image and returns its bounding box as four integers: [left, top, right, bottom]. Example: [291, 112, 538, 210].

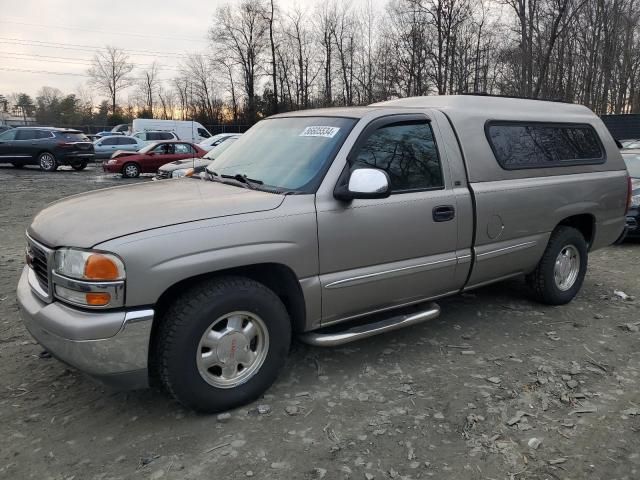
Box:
[52, 249, 125, 308]
[172, 168, 194, 178]
[54, 248, 125, 281]
[632, 195, 640, 207]
[107, 159, 117, 164]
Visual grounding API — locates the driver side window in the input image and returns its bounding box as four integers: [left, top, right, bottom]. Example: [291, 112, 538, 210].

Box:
[0, 129, 17, 141]
[350, 121, 443, 193]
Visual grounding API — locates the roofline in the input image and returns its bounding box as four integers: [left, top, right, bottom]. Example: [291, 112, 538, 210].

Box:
[459, 92, 574, 104]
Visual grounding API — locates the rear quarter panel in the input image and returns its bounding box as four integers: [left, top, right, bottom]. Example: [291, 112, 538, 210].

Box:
[466, 170, 627, 288]
[454, 114, 628, 289]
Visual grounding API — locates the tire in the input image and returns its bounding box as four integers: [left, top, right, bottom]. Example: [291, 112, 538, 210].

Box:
[122, 162, 140, 178]
[12, 163, 23, 169]
[156, 276, 291, 413]
[38, 152, 58, 172]
[72, 161, 87, 171]
[526, 226, 588, 305]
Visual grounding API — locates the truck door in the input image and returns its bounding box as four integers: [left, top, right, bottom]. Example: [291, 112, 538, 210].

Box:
[316, 114, 461, 324]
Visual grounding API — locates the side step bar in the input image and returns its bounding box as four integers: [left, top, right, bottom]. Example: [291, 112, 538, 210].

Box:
[299, 303, 440, 347]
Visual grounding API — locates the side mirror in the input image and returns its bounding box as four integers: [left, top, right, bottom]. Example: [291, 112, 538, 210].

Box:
[334, 168, 391, 201]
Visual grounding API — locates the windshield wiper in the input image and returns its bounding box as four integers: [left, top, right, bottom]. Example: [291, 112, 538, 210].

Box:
[205, 171, 260, 190]
[205, 170, 298, 194]
[221, 173, 263, 190]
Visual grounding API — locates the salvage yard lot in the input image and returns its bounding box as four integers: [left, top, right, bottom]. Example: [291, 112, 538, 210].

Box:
[0, 165, 639, 480]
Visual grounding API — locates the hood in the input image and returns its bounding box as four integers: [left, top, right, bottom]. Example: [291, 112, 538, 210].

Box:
[159, 158, 212, 173]
[28, 180, 285, 248]
[112, 150, 139, 159]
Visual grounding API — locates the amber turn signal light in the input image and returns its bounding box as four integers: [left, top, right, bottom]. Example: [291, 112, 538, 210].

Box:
[85, 292, 111, 306]
[84, 254, 120, 280]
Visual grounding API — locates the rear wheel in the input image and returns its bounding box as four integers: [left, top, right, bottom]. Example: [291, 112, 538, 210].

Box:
[122, 162, 140, 178]
[38, 152, 58, 172]
[72, 161, 87, 171]
[156, 277, 291, 413]
[526, 226, 588, 305]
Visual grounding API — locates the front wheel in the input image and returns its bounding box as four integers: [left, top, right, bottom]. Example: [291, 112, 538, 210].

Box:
[526, 226, 588, 305]
[156, 276, 291, 413]
[38, 152, 58, 172]
[122, 162, 140, 178]
[72, 161, 87, 171]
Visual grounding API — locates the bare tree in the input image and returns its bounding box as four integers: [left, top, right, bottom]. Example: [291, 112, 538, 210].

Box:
[211, 0, 269, 122]
[267, 0, 279, 114]
[138, 62, 160, 117]
[315, 2, 338, 105]
[87, 46, 135, 114]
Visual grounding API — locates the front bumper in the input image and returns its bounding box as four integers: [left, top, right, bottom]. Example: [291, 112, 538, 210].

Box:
[102, 161, 121, 173]
[17, 266, 152, 390]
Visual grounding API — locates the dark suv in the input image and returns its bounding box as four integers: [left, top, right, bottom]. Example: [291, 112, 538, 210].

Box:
[0, 127, 94, 171]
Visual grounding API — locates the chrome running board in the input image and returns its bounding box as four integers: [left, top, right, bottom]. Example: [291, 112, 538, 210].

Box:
[299, 303, 440, 347]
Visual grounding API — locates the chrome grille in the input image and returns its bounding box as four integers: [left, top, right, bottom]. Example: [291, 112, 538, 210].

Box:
[27, 236, 53, 301]
[156, 170, 171, 179]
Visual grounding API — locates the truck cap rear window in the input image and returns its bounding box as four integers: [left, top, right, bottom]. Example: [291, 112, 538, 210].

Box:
[486, 121, 605, 170]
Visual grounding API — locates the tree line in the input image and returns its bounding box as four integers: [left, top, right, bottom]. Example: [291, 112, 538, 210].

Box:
[2, 0, 640, 129]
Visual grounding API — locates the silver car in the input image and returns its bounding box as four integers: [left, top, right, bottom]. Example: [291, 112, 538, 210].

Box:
[93, 135, 144, 159]
[198, 133, 240, 152]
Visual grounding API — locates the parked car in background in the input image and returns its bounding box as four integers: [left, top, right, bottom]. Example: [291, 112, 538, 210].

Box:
[111, 123, 131, 135]
[18, 96, 627, 413]
[0, 127, 94, 171]
[156, 134, 241, 179]
[198, 133, 239, 152]
[103, 141, 206, 178]
[620, 149, 640, 240]
[622, 140, 640, 149]
[132, 130, 179, 145]
[95, 131, 123, 138]
[620, 138, 640, 148]
[131, 119, 212, 143]
[93, 135, 144, 159]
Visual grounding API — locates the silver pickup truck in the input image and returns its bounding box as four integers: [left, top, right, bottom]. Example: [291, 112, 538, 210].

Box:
[17, 96, 629, 412]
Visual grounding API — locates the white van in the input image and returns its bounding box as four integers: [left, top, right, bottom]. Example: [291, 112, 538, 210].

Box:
[130, 119, 212, 143]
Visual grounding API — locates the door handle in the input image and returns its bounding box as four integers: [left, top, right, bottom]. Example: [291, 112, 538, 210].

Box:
[433, 205, 455, 222]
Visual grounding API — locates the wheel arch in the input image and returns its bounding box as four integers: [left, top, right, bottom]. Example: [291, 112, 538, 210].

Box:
[37, 150, 56, 159]
[121, 160, 141, 173]
[556, 213, 595, 248]
[148, 262, 307, 383]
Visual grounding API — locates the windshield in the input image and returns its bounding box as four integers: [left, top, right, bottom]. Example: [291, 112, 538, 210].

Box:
[203, 136, 239, 160]
[623, 152, 640, 178]
[206, 116, 356, 192]
[139, 142, 160, 154]
[200, 133, 230, 147]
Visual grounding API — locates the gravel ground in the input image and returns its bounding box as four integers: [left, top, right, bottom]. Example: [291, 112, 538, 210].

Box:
[0, 165, 639, 480]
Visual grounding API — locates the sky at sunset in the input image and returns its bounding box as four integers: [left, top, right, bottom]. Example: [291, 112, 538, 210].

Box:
[0, 0, 339, 98]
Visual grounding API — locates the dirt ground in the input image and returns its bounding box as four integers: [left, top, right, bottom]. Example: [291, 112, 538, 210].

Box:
[0, 164, 639, 480]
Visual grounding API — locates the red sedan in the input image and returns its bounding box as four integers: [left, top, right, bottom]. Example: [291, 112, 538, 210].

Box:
[103, 141, 207, 178]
